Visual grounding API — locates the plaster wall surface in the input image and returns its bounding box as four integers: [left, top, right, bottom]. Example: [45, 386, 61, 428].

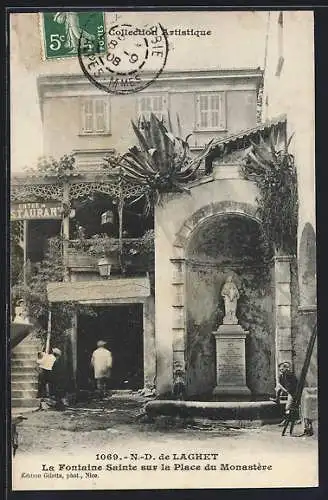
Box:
[263, 11, 316, 387]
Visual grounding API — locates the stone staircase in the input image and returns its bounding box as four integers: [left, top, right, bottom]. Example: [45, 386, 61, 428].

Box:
[11, 334, 41, 410]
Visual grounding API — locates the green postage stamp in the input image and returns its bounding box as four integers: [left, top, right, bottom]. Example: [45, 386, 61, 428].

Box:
[41, 12, 106, 60]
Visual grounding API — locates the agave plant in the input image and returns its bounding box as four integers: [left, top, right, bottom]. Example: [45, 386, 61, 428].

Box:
[241, 128, 298, 254]
[111, 113, 213, 214]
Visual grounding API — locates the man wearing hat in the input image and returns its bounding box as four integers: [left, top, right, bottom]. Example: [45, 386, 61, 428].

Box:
[90, 341, 112, 399]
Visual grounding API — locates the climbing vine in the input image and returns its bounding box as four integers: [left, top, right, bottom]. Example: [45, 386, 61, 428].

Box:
[241, 129, 298, 255]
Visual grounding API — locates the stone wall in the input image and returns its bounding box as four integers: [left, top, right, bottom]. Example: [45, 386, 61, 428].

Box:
[185, 263, 275, 398]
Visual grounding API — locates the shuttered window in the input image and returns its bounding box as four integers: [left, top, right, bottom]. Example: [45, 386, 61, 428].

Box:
[137, 94, 168, 121]
[195, 93, 226, 131]
[80, 98, 110, 134]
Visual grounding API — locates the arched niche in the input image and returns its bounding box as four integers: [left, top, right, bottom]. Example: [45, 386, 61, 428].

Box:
[184, 213, 275, 398]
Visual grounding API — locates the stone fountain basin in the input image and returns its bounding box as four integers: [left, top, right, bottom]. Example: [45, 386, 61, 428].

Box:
[145, 400, 282, 424]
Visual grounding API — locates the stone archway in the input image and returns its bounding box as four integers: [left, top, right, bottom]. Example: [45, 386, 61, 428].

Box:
[172, 201, 259, 256]
[170, 201, 276, 398]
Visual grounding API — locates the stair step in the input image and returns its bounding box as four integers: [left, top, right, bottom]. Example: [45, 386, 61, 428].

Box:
[13, 339, 40, 345]
[11, 381, 39, 390]
[11, 398, 40, 408]
[11, 360, 37, 368]
[12, 389, 38, 398]
[12, 348, 39, 355]
[11, 365, 37, 376]
[11, 372, 38, 380]
[12, 355, 37, 361]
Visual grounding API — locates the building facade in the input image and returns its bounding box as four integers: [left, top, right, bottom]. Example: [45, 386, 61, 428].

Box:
[12, 61, 313, 405]
[262, 11, 317, 395]
[37, 68, 261, 166]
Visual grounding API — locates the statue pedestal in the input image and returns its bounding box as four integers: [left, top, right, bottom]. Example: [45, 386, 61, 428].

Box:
[212, 324, 251, 400]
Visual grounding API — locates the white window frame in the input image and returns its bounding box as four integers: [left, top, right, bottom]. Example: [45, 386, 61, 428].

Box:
[195, 92, 227, 132]
[137, 94, 168, 122]
[80, 97, 111, 135]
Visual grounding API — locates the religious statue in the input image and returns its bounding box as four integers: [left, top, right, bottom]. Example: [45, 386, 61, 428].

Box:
[221, 275, 240, 325]
[13, 300, 30, 324]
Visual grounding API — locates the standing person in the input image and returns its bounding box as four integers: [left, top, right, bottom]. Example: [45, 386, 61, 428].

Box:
[90, 341, 112, 399]
[51, 348, 67, 410]
[273, 362, 298, 425]
[36, 350, 56, 399]
[299, 387, 316, 437]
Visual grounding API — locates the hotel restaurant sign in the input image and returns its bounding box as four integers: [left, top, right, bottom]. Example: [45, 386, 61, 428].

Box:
[11, 202, 62, 220]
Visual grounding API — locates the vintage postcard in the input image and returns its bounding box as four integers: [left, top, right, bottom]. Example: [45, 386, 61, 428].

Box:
[9, 9, 317, 491]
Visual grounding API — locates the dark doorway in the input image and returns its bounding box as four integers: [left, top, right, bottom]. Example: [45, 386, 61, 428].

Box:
[77, 304, 144, 390]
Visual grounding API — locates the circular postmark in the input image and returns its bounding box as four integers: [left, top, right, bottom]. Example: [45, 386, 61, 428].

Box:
[78, 21, 169, 94]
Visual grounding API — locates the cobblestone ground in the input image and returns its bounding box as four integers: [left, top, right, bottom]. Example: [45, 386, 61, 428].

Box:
[11, 396, 319, 489]
[13, 395, 318, 455]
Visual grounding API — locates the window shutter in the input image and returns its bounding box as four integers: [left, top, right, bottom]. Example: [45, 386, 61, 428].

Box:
[95, 99, 106, 132]
[161, 95, 168, 124]
[195, 95, 200, 129]
[200, 95, 209, 129]
[81, 99, 93, 133]
[218, 93, 226, 130]
[80, 99, 86, 133]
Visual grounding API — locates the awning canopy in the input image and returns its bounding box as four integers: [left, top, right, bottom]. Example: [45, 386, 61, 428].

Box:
[47, 277, 151, 303]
